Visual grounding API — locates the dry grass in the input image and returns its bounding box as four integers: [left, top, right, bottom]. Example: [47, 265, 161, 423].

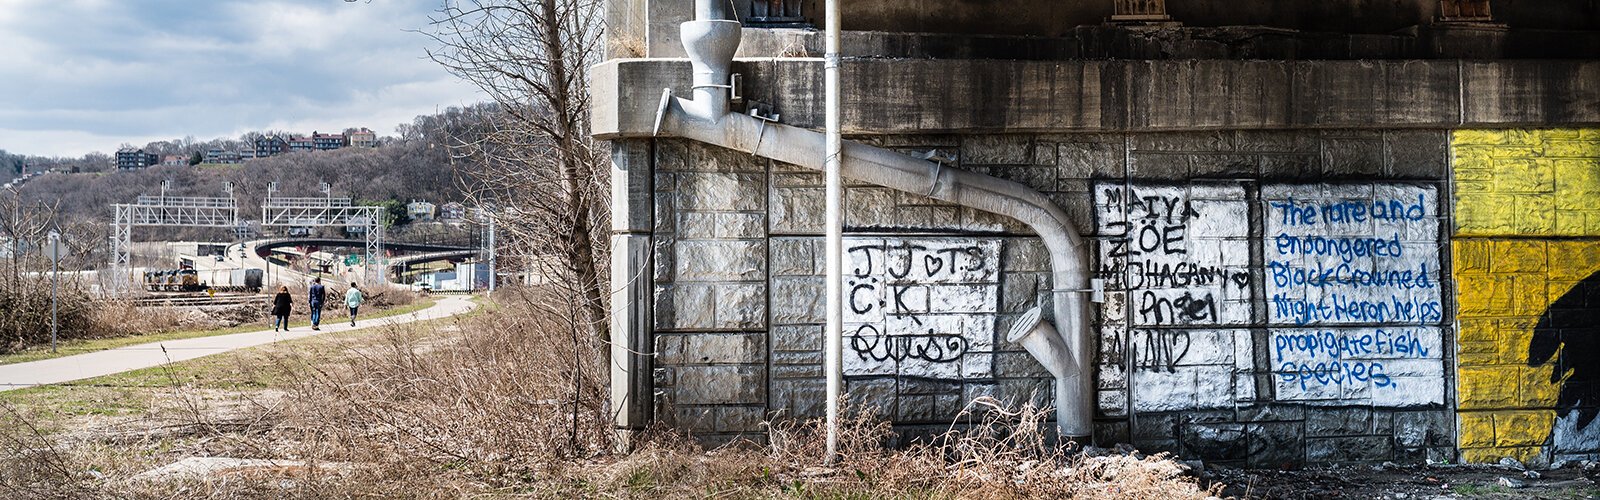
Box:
[87, 300, 195, 336]
[0, 286, 1219, 499]
[0, 274, 104, 353]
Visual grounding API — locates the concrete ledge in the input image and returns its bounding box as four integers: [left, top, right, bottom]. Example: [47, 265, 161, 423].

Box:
[592, 59, 1600, 139]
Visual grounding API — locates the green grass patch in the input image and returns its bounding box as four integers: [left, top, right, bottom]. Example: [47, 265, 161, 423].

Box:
[1450, 484, 1506, 496]
[0, 298, 438, 366]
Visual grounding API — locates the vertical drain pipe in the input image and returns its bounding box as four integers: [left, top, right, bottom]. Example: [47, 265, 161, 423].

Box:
[822, 0, 843, 466]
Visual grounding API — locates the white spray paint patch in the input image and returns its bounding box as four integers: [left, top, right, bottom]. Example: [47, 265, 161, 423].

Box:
[1096, 183, 1253, 328]
[1095, 183, 1253, 414]
[1269, 326, 1445, 406]
[842, 237, 999, 379]
[1094, 181, 1446, 413]
[1262, 184, 1442, 327]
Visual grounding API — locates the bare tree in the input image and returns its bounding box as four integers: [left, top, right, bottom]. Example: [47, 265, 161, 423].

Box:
[423, 0, 611, 346]
[0, 187, 58, 280]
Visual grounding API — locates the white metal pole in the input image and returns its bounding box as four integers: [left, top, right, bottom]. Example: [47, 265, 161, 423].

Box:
[823, 0, 843, 466]
[487, 214, 496, 295]
[49, 231, 58, 353]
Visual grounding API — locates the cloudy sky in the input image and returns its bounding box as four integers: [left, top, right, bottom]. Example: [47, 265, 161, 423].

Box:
[0, 0, 486, 157]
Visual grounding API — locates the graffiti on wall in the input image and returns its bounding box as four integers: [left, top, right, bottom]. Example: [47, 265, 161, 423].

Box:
[842, 237, 999, 379]
[1262, 185, 1443, 327]
[1262, 185, 1445, 407]
[1096, 181, 1446, 414]
[1532, 271, 1600, 449]
[1096, 183, 1252, 412]
[1096, 183, 1252, 327]
[1453, 128, 1600, 464]
[1269, 327, 1444, 406]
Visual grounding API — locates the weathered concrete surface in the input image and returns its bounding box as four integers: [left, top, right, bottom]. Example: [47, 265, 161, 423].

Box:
[0, 296, 477, 391]
[610, 0, 1600, 56]
[592, 59, 1600, 139]
[729, 26, 1600, 61]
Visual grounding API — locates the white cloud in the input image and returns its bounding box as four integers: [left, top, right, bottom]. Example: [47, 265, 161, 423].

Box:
[0, 128, 169, 157]
[0, 0, 485, 157]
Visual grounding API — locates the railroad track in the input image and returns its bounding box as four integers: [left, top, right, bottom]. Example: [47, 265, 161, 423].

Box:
[127, 294, 268, 307]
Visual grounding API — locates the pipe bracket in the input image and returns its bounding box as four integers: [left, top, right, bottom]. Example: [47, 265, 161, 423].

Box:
[748, 108, 780, 156]
[1051, 278, 1106, 303]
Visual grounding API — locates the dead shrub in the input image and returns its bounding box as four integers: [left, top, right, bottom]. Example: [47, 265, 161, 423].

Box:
[86, 300, 191, 337]
[279, 285, 611, 485]
[0, 274, 106, 353]
[0, 404, 94, 498]
[755, 397, 1222, 499]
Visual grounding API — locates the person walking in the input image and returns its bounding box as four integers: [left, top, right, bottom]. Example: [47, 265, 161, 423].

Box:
[270, 285, 292, 332]
[345, 282, 364, 327]
[308, 277, 327, 331]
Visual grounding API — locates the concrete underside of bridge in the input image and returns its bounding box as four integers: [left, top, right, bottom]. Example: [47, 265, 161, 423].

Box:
[595, 1, 1600, 468]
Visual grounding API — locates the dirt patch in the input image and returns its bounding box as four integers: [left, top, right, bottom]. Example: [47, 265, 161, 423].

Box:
[1208, 461, 1600, 499]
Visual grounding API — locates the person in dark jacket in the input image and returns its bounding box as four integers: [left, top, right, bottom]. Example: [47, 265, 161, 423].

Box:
[271, 285, 292, 332]
[308, 277, 327, 331]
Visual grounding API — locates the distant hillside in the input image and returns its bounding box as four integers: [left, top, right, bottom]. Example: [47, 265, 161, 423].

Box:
[14, 104, 499, 245]
[0, 150, 24, 181]
[21, 140, 457, 230]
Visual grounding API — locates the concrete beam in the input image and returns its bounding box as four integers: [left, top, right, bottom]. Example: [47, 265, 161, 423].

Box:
[591, 58, 1600, 139]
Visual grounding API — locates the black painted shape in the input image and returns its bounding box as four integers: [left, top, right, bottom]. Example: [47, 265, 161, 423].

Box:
[1529, 270, 1600, 429]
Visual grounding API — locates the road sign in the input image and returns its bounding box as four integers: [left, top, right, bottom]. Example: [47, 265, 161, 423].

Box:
[45, 238, 63, 264]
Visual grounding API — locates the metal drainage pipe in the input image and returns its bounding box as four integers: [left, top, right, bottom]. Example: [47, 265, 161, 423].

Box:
[655, 2, 1094, 439]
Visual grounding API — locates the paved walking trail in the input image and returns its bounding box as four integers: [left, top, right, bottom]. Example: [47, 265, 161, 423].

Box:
[0, 295, 477, 391]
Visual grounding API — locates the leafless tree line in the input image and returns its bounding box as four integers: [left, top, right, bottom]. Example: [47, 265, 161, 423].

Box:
[0, 190, 102, 352]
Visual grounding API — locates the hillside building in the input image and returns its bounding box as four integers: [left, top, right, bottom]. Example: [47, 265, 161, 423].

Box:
[313, 132, 346, 150]
[254, 136, 289, 158]
[347, 128, 377, 148]
[115, 148, 159, 170]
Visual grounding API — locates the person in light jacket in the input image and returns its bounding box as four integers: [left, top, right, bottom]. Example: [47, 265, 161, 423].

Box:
[270, 285, 292, 332]
[345, 282, 365, 327]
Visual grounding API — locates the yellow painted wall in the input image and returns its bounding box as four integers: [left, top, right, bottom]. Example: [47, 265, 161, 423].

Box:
[1452, 128, 1600, 464]
[1454, 128, 1600, 237]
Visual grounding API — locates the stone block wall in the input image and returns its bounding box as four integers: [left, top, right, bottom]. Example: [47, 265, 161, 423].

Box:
[649, 141, 771, 447]
[1452, 129, 1600, 465]
[633, 130, 1474, 464]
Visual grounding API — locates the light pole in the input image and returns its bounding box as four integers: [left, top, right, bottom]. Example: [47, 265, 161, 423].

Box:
[478, 205, 497, 295]
[266, 182, 278, 287]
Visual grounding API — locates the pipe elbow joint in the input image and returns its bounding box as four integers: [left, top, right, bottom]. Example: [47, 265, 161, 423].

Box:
[653, 89, 722, 138]
[1006, 305, 1074, 379]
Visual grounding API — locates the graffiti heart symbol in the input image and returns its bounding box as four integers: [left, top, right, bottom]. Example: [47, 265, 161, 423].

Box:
[924, 254, 944, 276]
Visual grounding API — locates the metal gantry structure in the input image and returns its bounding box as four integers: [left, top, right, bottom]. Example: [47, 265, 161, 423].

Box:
[260, 183, 387, 284]
[109, 182, 388, 295]
[109, 183, 241, 294]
